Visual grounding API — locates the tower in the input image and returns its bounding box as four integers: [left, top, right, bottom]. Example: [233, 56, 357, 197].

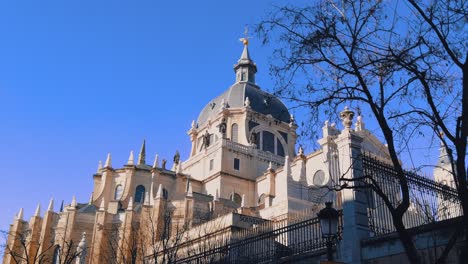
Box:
[182, 40, 297, 209]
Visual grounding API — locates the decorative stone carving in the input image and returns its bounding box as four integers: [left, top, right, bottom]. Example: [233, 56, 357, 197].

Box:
[76, 232, 87, 264]
[340, 106, 354, 129]
[249, 132, 258, 146]
[298, 145, 304, 156]
[244, 97, 251, 108]
[218, 118, 227, 137]
[202, 130, 211, 148]
[173, 150, 180, 166]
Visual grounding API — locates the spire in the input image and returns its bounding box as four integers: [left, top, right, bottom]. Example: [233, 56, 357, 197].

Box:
[99, 199, 105, 211]
[127, 197, 134, 211]
[89, 193, 93, 205]
[153, 154, 159, 168]
[144, 192, 150, 206]
[156, 184, 163, 199]
[234, 29, 257, 84]
[71, 196, 77, 207]
[16, 208, 24, 220]
[34, 204, 41, 217]
[105, 153, 112, 168]
[47, 198, 54, 212]
[127, 151, 135, 165]
[437, 132, 451, 167]
[138, 140, 146, 165]
[186, 181, 193, 197]
[59, 200, 64, 212]
[150, 176, 155, 205]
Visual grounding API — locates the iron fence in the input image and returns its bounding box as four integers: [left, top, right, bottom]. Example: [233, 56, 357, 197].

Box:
[165, 211, 343, 264]
[361, 153, 461, 236]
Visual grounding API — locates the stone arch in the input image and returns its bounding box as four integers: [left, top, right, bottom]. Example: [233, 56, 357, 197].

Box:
[249, 125, 289, 157]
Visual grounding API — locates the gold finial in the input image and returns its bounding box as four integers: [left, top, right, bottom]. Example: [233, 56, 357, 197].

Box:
[239, 25, 251, 46]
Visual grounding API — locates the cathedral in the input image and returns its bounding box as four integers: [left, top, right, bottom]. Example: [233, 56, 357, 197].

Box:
[3, 40, 454, 264]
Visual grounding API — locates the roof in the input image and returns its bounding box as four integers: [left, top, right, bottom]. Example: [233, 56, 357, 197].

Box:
[197, 82, 290, 126]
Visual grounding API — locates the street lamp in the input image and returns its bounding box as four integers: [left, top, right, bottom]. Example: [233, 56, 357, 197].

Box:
[317, 201, 339, 261]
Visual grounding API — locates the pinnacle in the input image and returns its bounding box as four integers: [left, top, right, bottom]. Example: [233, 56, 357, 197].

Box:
[34, 204, 41, 217]
[16, 208, 24, 220]
[105, 153, 112, 168]
[138, 140, 146, 165]
[127, 150, 135, 165]
[153, 154, 159, 168]
[47, 198, 54, 212]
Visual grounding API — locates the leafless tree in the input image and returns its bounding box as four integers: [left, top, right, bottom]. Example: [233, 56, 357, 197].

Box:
[1, 229, 85, 264]
[258, 0, 466, 262]
[101, 203, 224, 264]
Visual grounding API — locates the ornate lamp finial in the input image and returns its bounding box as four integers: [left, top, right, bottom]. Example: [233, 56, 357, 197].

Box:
[239, 25, 251, 46]
[340, 106, 355, 129]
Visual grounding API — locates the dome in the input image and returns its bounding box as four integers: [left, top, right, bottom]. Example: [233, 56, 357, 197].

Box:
[197, 82, 291, 126]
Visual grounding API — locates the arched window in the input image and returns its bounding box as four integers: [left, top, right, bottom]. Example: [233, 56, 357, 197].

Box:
[262, 131, 275, 153]
[258, 193, 266, 209]
[52, 246, 60, 264]
[229, 193, 242, 206]
[231, 123, 238, 142]
[258, 194, 266, 205]
[135, 185, 145, 203]
[163, 188, 169, 199]
[114, 185, 123, 200]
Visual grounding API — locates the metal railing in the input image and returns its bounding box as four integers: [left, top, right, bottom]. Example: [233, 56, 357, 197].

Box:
[162, 211, 343, 263]
[361, 154, 462, 236]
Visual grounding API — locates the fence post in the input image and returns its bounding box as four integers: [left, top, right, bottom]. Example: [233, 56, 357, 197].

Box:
[334, 107, 370, 264]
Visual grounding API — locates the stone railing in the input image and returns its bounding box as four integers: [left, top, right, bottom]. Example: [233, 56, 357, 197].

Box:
[222, 139, 251, 154]
[222, 139, 285, 165]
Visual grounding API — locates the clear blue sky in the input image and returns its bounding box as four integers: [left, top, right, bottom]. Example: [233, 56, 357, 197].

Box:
[0, 0, 289, 233]
[0, 0, 440, 236]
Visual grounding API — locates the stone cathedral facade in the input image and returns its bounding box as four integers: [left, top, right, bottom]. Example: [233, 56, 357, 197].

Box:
[3, 42, 452, 264]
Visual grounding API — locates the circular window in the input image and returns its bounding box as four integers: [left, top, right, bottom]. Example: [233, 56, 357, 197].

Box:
[313, 170, 327, 187]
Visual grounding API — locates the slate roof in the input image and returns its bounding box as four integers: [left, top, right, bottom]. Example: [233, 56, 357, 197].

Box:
[197, 82, 290, 126]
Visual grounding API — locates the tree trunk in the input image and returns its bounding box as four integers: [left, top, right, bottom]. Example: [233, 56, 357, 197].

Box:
[457, 57, 468, 259]
[393, 216, 421, 263]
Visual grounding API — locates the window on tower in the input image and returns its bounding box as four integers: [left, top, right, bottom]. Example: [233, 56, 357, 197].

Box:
[231, 123, 238, 142]
[262, 131, 275, 153]
[234, 158, 240, 170]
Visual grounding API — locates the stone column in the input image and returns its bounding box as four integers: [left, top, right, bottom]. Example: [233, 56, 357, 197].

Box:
[3, 210, 26, 264]
[335, 107, 370, 264]
[26, 205, 43, 264]
[37, 200, 56, 262]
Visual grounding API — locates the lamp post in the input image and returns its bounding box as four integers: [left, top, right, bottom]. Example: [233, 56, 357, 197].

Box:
[317, 201, 339, 261]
